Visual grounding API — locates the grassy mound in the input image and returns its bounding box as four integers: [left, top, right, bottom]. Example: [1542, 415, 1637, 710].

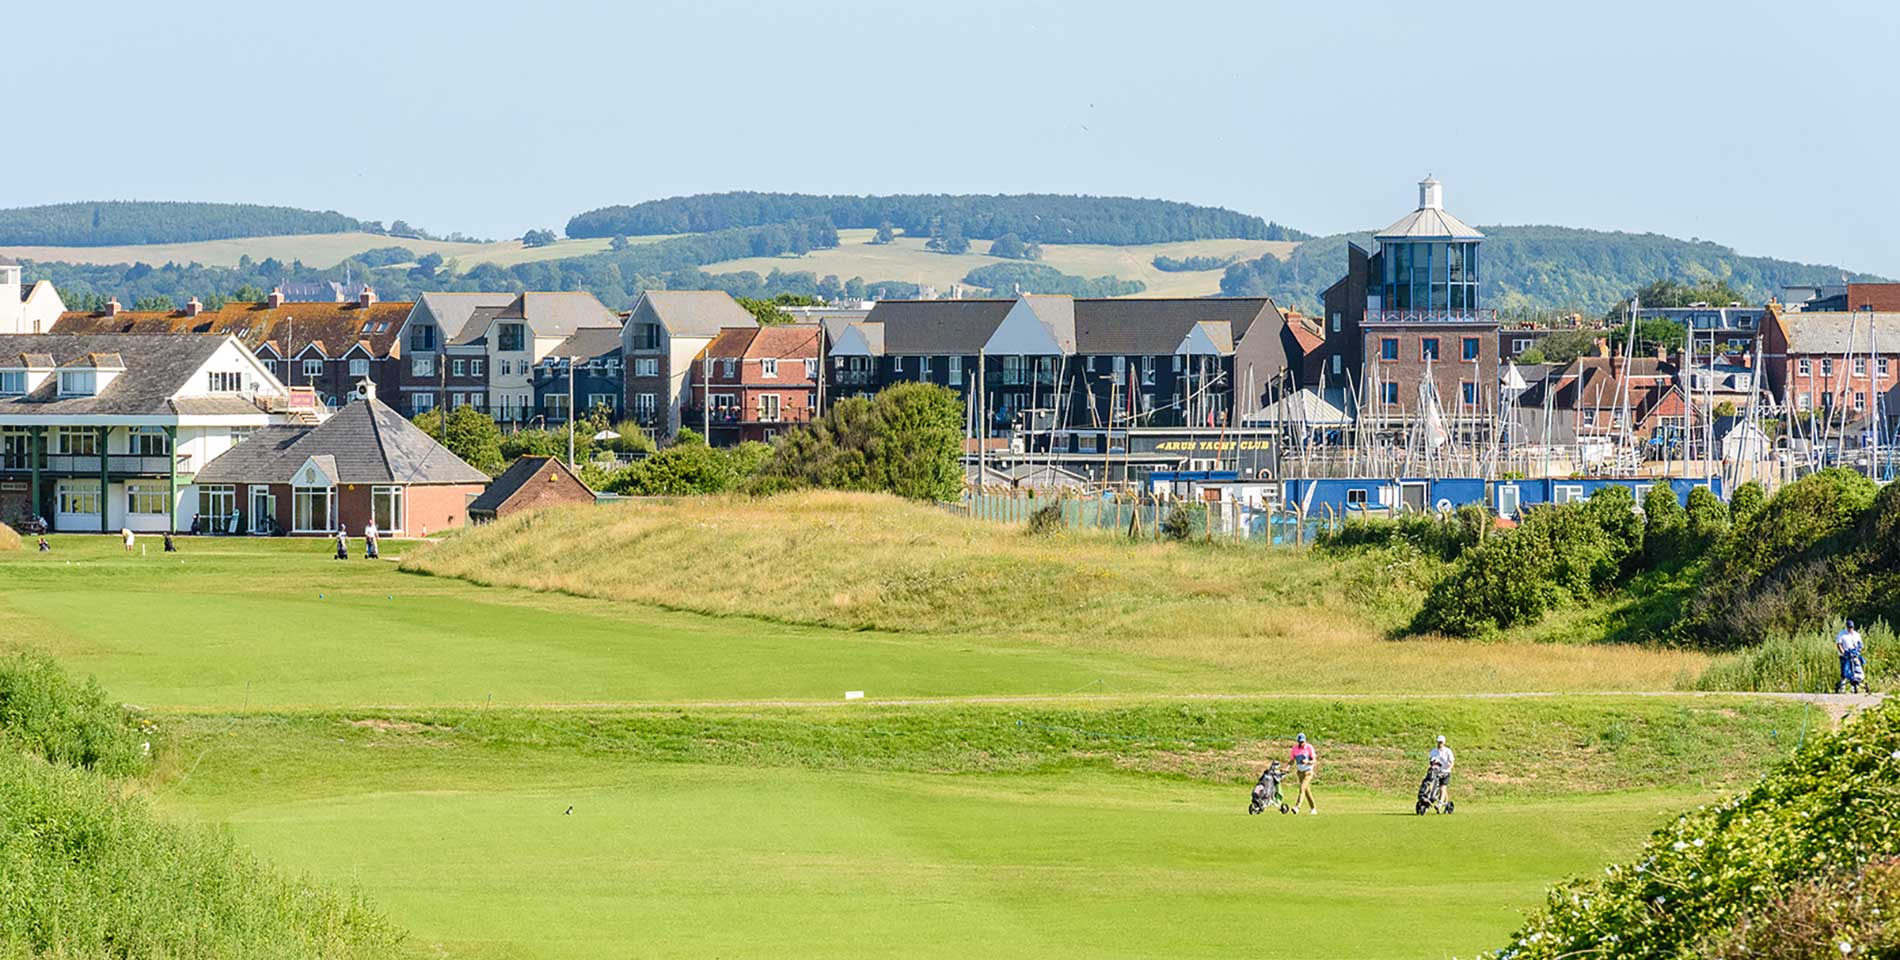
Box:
[1488, 699, 1900, 959]
[401, 491, 1708, 693]
[0, 655, 403, 958]
[0, 524, 18, 552]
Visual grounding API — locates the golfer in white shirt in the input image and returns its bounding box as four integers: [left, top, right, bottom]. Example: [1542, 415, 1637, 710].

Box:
[1429, 735, 1456, 806]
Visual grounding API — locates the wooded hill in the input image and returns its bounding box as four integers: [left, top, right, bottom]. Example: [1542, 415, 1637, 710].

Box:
[1221, 225, 1884, 316]
[566, 192, 1311, 246]
[0, 201, 368, 246]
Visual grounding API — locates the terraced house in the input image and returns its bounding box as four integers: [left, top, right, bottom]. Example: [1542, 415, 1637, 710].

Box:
[621, 291, 756, 436]
[392, 291, 621, 423]
[682, 323, 820, 444]
[52, 287, 410, 408]
[0, 334, 299, 533]
[848, 294, 1293, 433]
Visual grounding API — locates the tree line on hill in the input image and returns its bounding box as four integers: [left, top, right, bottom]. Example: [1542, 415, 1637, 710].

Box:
[566, 192, 1312, 246]
[961, 262, 1145, 298]
[0, 202, 373, 246]
[1221, 225, 1884, 316]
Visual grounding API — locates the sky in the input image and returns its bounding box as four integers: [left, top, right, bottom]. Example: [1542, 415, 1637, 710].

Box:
[8, 0, 1900, 272]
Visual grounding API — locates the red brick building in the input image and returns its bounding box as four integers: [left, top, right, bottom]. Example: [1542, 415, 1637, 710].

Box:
[189, 393, 488, 536]
[1761, 304, 1900, 431]
[681, 323, 821, 445]
[467, 456, 593, 522]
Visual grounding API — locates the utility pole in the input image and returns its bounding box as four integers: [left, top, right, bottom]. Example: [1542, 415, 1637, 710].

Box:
[566, 356, 577, 470]
[703, 352, 711, 441]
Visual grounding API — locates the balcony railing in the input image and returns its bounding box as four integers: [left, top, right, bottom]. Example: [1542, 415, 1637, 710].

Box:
[0, 453, 185, 474]
[1363, 309, 1498, 324]
[834, 369, 877, 386]
[680, 408, 810, 427]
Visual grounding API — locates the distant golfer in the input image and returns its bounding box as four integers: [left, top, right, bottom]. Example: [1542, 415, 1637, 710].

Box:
[1837, 620, 1867, 694]
[36, 535, 49, 552]
[162, 532, 177, 553]
[121, 527, 135, 552]
[333, 528, 349, 561]
[363, 519, 380, 560]
[1429, 735, 1456, 807]
[1290, 733, 1318, 815]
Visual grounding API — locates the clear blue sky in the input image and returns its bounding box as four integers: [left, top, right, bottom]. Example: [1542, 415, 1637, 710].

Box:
[8, 0, 1898, 272]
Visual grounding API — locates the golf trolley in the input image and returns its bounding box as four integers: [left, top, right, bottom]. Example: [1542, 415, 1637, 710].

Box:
[1839, 651, 1869, 695]
[1415, 760, 1454, 815]
[1249, 762, 1290, 815]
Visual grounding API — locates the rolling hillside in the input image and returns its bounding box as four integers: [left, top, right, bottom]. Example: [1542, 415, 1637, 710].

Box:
[0, 232, 656, 272]
[0, 201, 368, 246]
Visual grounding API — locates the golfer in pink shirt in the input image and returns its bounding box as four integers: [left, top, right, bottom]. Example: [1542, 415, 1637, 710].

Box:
[1290, 733, 1318, 814]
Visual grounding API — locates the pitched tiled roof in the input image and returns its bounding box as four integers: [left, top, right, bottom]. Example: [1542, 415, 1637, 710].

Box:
[500, 292, 622, 337]
[410, 292, 517, 342]
[52, 300, 411, 359]
[450, 305, 508, 346]
[636, 291, 756, 337]
[192, 397, 488, 485]
[1777, 310, 1900, 355]
[1071, 297, 1276, 354]
[704, 326, 760, 360]
[872, 299, 1014, 354]
[547, 326, 623, 360]
[0, 334, 240, 417]
[466, 456, 589, 515]
[745, 323, 819, 360]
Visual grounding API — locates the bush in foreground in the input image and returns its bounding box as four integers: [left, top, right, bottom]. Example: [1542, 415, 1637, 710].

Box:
[1487, 700, 1900, 959]
[0, 749, 402, 958]
[0, 654, 145, 776]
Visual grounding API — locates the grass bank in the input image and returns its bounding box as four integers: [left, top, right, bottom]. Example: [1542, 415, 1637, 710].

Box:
[402, 492, 1711, 693]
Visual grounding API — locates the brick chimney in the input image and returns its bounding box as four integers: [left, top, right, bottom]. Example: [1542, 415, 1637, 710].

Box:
[267, 287, 285, 308]
[358, 286, 376, 308]
[185, 297, 204, 317]
[104, 297, 121, 317]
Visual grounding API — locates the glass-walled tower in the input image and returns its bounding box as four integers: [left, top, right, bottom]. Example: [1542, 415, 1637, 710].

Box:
[1371, 178, 1484, 318]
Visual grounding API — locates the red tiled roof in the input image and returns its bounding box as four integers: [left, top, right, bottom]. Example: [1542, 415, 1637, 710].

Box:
[744, 323, 820, 361]
[702, 326, 760, 360]
[51, 300, 413, 359]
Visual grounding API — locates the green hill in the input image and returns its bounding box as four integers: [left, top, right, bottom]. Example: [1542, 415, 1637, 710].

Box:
[1221, 225, 1886, 316]
[0, 201, 371, 246]
[567, 192, 1311, 245]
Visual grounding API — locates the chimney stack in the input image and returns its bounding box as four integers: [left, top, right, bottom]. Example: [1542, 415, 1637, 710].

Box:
[267, 286, 285, 308]
[358, 286, 376, 308]
[104, 297, 121, 317]
[1418, 176, 1444, 211]
[185, 297, 203, 317]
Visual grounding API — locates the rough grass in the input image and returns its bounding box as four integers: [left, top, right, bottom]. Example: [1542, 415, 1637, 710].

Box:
[0, 524, 17, 552]
[403, 492, 1711, 694]
[1690, 620, 1893, 693]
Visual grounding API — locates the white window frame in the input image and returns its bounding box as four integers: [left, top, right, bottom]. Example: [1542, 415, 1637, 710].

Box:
[473, 359, 486, 377]
[0, 370, 24, 396]
[57, 479, 101, 516]
[54, 427, 99, 456]
[1553, 484, 1586, 505]
[1797, 358, 1811, 376]
[129, 426, 169, 457]
[126, 481, 169, 516]
[370, 485, 405, 535]
[413, 392, 435, 414]
[635, 358, 659, 377]
[412, 354, 434, 377]
[58, 370, 97, 396]
[302, 358, 323, 378]
[948, 356, 963, 383]
[198, 485, 236, 530]
[349, 358, 370, 377]
[759, 393, 782, 422]
[207, 370, 243, 393]
[803, 358, 817, 380]
[634, 393, 656, 418]
[292, 485, 336, 533]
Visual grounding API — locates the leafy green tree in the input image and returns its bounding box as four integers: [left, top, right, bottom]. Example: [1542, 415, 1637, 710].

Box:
[1535, 329, 1600, 364]
[609, 235, 630, 251]
[232, 283, 269, 302]
[410, 252, 444, 280]
[521, 229, 558, 248]
[1642, 484, 1688, 570]
[866, 382, 963, 501]
[1684, 486, 1730, 558]
[131, 295, 175, 312]
[1584, 484, 1644, 573]
[412, 407, 504, 475]
[1728, 481, 1767, 527]
[871, 220, 895, 244]
[736, 298, 792, 325]
[988, 233, 1028, 259]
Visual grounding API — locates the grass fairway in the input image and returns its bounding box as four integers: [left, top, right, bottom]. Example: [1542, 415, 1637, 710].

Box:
[0, 527, 1797, 958]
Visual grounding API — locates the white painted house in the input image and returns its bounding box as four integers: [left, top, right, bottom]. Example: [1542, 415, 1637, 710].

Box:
[0, 255, 66, 335]
[0, 333, 305, 533]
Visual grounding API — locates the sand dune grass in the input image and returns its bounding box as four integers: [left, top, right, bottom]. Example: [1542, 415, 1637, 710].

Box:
[403, 492, 1708, 693]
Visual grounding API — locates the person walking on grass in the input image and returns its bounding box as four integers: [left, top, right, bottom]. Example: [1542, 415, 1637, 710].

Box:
[36, 535, 49, 553]
[1290, 733, 1318, 815]
[1429, 734, 1456, 809]
[363, 519, 379, 560]
[333, 528, 349, 561]
[1837, 620, 1867, 695]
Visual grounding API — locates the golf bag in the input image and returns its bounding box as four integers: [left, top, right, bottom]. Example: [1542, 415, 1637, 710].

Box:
[1249, 762, 1289, 815]
[1415, 761, 1453, 815]
[1838, 651, 1868, 694]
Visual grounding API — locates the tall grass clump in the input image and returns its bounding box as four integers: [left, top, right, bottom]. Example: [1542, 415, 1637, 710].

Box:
[0, 523, 19, 551]
[0, 749, 402, 958]
[1690, 620, 1892, 693]
[1487, 699, 1900, 959]
[0, 653, 146, 776]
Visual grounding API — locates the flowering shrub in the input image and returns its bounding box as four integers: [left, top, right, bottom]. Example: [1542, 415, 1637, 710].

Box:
[1487, 701, 1900, 959]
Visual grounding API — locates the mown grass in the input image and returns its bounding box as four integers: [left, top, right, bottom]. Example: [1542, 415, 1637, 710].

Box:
[404, 491, 1712, 694]
[161, 695, 1804, 802]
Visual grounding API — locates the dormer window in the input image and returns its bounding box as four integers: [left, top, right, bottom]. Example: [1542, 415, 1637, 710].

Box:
[0, 370, 23, 396]
[58, 370, 97, 396]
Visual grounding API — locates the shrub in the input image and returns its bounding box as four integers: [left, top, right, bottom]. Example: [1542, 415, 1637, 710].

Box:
[1642, 484, 1687, 570]
[1727, 481, 1766, 527]
[412, 406, 505, 475]
[1411, 500, 1619, 637]
[0, 748, 402, 957]
[0, 654, 145, 776]
[1584, 485, 1643, 573]
[1317, 507, 1487, 561]
[1161, 502, 1202, 541]
[764, 383, 963, 501]
[1692, 619, 1892, 693]
[1485, 700, 1900, 959]
[1710, 856, 1900, 959]
[1026, 502, 1064, 537]
[1683, 486, 1729, 558]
